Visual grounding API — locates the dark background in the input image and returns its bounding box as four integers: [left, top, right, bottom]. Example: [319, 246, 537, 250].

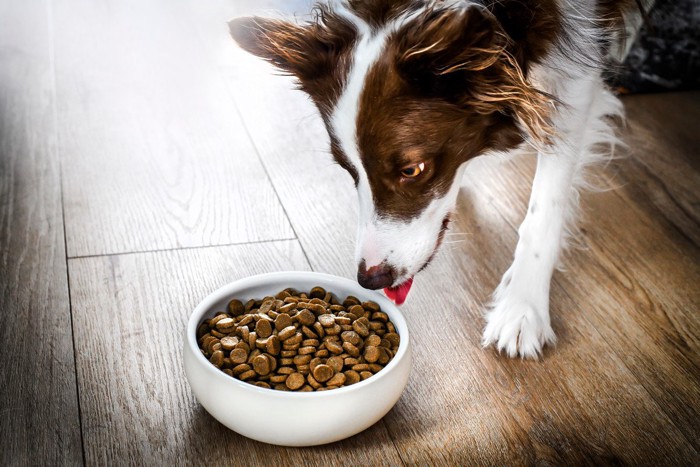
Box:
[616, 0, 700, 92]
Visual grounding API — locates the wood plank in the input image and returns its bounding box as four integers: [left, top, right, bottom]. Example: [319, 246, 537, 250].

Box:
[220, 27, 699, 466]
[53, 0, 295, 258]
[0, 0, 82, 464]
[68, 241, 404, 465]
[619, 92, 700, 246]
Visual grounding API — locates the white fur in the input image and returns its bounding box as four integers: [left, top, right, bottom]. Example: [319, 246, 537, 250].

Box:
[331, 5, 453, 286]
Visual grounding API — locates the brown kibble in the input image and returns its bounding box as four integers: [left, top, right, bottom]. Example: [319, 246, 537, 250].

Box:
[277, 366, 294, 375]
[274, 313, 292, 331]
[296, 309, 315, 326]
[378, 347, 391, 365]
[252, 355, 272, 375]
[302, 339, 320, 347]
[286, 372, 305, 390]
[326, 372, 346, 387]
[278, 326, 296, 341]
[254, 381, 271, 389]
[318, 314, 335, 327]
[313, 321, 325, 338]
[209, 350, 224, 368]
[307, 373, 322, 389]
[314, 349, 329, 358]
[239, 370, 257, 381]
[230, 348, 248, 365]
[341, 330, 362, 346]
[309, 286, 326, 299]
[327, 356, 344, 373]
[298, 346, 316, 355]
[342, 341, 360, 357]
[344, 370, 361, 385]
[278, 302, 296, 314]
[266, 335, 281, 355]
[293, 354, 312, 366]
[352, 319, 370, 337]
[352, 363, 370, 372]
[280, 350, 296, 357]
[365, 334, 381, 347]
[220, 336, 238, 351]
[299, 385, 314, 392]
[312, 364, 334, 383]
[343, 296, 361, 307]
[362, 301, 380, 313]
[285, 333, 303, 345]
[209, 314, 228, 327]
[364, 345, 380, 363]
[307, 303, 326, 315]
[385, 332, 400, 348]
[210, 329, 226, 338]
[255, 319, 272, 338]
[232, 363, 251, 376]
[369, 363, 384, 373]
[228, 299, 245, 316]
[269, 374, 288, 383]
[237, 315, 254, 327]
[360, 371, 373, 380]
[301, 325, 318, 339]
[325, 339, 343, 355]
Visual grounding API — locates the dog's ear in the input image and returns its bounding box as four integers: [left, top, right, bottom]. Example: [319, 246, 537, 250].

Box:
[396, 5, 554, 144]
[229, 15, 350, 83]
[229, 17, 316, 78]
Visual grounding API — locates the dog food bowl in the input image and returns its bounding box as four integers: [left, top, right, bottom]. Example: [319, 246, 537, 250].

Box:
[183, 271, 412, 446]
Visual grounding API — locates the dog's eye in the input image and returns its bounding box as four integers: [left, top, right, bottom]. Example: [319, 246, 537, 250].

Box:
[400, 162, 425, 178]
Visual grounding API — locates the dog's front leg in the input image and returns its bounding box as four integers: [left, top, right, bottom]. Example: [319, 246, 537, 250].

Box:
[481, 73, 620, 358]
[481, 149, 575, 358]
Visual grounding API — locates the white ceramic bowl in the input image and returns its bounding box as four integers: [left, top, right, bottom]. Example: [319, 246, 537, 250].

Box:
[183, 271, 412, 446]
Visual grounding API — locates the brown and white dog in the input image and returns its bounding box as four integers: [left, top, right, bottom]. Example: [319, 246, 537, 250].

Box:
[230, 0, 636, 358]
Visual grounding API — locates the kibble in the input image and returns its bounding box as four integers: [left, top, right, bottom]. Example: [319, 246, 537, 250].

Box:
[197, 288, 400, 392]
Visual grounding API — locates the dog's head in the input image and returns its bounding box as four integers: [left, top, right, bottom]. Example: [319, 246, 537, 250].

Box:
[230, 1, 553, 304]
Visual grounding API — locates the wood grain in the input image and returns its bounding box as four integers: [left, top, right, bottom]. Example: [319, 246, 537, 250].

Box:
[53, 0, 295, 258]
[68, 241, 404, 465]
[619, 93, 700, 246]
[0, 0, 82, 464]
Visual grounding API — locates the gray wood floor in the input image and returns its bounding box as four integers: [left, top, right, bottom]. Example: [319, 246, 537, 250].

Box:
[1, 0, 698, 465]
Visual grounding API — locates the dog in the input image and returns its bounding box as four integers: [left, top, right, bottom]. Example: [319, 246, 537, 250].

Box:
[229, 0, 637, 358]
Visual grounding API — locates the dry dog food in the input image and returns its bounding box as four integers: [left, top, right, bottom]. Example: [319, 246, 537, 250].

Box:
[197, 287, 400, 391]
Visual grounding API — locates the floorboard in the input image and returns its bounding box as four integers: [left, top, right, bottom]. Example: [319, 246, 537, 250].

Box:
[53, 0, 294, 258]
[0, 0, 82, 464]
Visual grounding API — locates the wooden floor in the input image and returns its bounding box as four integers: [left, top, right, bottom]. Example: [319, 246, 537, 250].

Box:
[1, 0, 699, 465]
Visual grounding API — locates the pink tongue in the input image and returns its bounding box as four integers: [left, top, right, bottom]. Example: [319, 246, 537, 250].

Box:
[384, 278, 413, 305]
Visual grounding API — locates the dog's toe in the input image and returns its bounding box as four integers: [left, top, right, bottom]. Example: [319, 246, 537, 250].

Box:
[482, 299, 556, 359]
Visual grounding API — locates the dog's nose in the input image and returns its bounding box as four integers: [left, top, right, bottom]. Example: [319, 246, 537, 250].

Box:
[357, 261, 395, 290]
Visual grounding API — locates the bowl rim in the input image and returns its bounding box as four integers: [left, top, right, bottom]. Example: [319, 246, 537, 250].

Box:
[186, 271, 410, 398]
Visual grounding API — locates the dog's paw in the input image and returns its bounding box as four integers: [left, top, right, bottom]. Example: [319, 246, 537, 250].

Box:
[482, 296, 556, 359]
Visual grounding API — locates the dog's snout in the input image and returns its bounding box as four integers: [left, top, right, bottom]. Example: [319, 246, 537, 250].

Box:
[357, 260, 395, 290]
